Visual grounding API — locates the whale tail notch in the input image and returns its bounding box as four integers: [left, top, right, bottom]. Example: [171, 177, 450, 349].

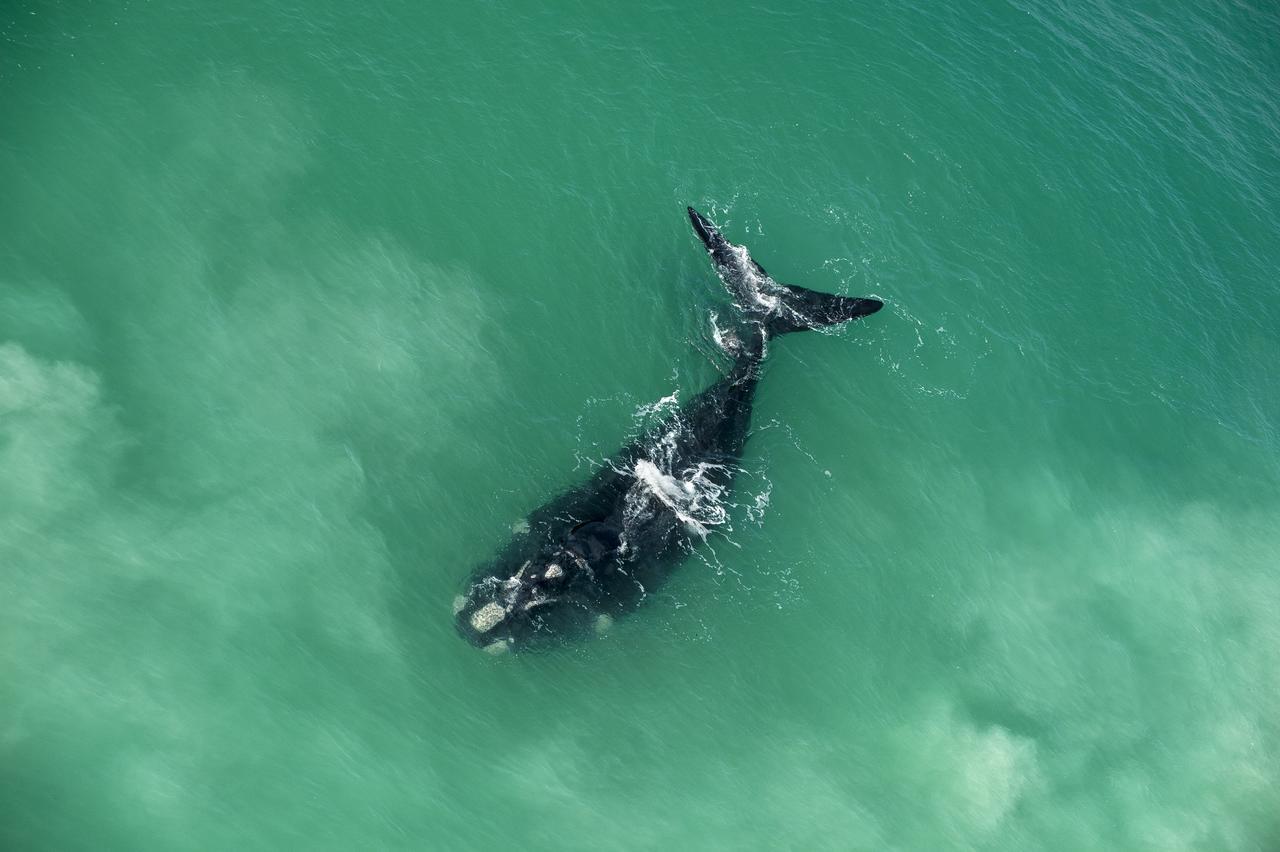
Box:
[686, 206, 883, 338]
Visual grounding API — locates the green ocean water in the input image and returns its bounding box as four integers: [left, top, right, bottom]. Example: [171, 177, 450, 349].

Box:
[3, 0, 1279, 848]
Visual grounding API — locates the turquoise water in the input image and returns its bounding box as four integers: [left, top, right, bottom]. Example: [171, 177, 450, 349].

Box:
[3, 0, 1278, 847]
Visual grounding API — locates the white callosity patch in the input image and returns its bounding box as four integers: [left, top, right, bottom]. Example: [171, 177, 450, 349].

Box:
[468, 602, 507, 633]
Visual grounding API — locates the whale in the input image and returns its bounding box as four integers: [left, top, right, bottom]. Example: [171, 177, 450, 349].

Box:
[453, 206, 883, 654]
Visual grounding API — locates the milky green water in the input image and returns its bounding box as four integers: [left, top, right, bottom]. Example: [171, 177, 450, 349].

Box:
[3, 0, 1279, 848]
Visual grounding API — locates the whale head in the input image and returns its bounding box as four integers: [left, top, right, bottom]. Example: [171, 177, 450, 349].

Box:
[453, 546, 601, 652]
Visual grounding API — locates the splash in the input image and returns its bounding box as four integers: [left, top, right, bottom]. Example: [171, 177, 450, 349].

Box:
[727, 243, 782, 313]
[629, 457, 730, 538]
[745, 480, 773, 525]
[633, 390, 680, 419]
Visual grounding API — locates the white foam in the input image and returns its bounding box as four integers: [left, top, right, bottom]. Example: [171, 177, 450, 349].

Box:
[728, 244, 781, 312]
[635, 391, 679, 418]
[709, 312, 740, 356]
[746, 482, 773, 524]
[631, 457, 728, 538]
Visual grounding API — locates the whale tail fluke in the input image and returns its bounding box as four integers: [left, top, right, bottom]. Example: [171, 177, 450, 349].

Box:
[686, 206, 883, 337]
[766, 285, 882, 336]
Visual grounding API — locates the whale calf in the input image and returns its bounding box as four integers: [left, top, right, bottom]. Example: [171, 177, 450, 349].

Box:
[454, 207, 883, 653]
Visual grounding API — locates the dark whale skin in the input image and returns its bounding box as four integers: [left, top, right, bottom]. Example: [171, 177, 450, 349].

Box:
[453, 207, 882, 654]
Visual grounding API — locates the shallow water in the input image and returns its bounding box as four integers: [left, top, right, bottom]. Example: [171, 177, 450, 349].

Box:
[3, 0, 1278, 848]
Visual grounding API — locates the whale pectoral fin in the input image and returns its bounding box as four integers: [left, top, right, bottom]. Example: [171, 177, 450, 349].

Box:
[767, 283, 883, 336]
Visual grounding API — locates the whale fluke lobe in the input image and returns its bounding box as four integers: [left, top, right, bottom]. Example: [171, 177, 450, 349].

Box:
[766, 284, 883, 336]
[685, 206, 882, 337]
[686, 206, 741, 271]
[686, 206, 718, 247]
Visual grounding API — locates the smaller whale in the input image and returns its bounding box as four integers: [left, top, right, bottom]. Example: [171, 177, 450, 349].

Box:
[454, 207, 883, 653]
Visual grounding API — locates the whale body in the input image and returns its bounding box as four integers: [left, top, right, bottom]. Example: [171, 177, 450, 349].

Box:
[454, 207, 883, 653]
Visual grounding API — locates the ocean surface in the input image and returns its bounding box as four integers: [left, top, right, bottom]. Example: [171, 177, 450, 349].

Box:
[3, 0, 1278, 848]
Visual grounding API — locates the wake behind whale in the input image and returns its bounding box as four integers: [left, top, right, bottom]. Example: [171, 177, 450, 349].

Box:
[453, 207, 883, 654]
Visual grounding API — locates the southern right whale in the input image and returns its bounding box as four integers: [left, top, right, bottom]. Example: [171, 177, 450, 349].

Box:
[453, 206, 883, 654]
